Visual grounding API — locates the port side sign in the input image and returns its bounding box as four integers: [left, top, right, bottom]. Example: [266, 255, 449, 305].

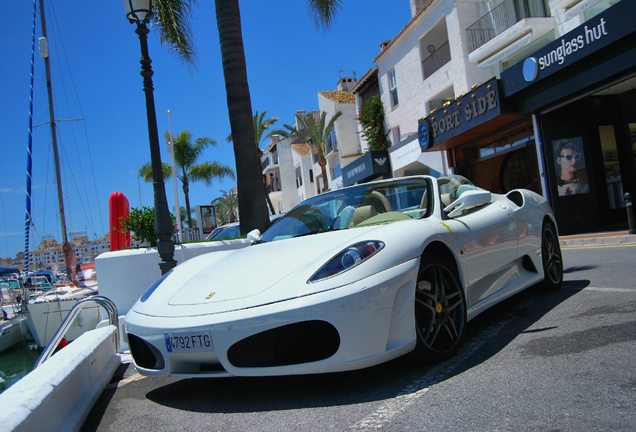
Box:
[501, 0, 634, 97]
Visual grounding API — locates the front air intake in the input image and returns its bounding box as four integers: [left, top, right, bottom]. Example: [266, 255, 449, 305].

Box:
[227, 320, 340, 368]
[128, 333, 165, 370]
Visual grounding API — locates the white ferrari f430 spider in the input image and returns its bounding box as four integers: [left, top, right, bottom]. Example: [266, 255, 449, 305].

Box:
[124, 175, 563, 377]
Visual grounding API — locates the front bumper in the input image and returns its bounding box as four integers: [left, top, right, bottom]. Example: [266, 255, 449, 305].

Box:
[124, 258, 419, 377]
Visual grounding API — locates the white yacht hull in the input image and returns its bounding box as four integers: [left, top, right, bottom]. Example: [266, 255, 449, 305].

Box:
[0, 316, 25, 353]
[24, 295, 101, 348]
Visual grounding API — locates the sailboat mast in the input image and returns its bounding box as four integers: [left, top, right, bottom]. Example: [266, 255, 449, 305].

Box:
[38, 0, 72, 280]
[24, 0, 37, 276]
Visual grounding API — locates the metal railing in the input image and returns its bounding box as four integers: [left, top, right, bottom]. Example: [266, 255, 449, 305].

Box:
[175, 227, 201, 243]
[325, 137, 338, 155]
[261, 150, 279, 171]
[421, 41, 451, 79]
[35, 295, 120, 368]
[465, 0, 550, 52]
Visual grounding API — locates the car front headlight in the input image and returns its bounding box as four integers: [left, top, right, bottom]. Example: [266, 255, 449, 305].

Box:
[308, 241, 385, 283]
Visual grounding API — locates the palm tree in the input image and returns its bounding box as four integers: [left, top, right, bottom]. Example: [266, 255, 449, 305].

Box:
[227, 110, 280, 155]
[282, 110, 342, 192]
[227, 110, 281, 215]
[140, 130, 235, 228]
[173, 205, 189, 229]
[152, 0, 343, 235]
[213, 189, 239, 225]
[138, 161, 172, 183]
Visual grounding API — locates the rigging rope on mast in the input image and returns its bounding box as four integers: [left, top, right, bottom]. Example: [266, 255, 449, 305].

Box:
[40, 0, 106, 240]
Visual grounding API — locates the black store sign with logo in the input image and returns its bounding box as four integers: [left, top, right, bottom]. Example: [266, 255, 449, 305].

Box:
[501, 0, 635, 97]
[342, 150, 390, 186]
[418, 78, 502, 151]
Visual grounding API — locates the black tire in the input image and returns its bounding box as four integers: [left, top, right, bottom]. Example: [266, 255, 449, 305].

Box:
[414, 254, 466, 364]
[541, 221, 563, 290]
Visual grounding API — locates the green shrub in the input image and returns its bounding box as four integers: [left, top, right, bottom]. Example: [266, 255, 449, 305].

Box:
[117, 206, 174, 247]
[357, 95, 389, 150]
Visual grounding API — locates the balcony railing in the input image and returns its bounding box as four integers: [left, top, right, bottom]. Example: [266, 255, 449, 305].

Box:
[466, 0, 550, 52]
[261, 151, 279, 171]
[421, 41, 451, 79]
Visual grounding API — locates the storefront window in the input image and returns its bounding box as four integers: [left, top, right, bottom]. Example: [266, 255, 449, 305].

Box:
[501, 149, 532, 191]
[598, 125, 623, 209]
[479, 132, 532, 158]
[552, 137, 590, 197]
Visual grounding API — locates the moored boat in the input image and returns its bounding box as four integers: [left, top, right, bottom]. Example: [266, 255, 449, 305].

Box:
[0, 278, 25, 353]
[0, 316, 25, 354]
[23, 278, 100, 349]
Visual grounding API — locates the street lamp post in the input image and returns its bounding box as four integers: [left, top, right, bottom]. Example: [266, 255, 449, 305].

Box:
[123, 0, 176, 274]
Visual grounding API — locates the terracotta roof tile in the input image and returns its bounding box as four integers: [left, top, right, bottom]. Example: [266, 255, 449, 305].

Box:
[292, 143, 312, 155]
[318, 90, 356, 104]
[351, 66, 378, 94]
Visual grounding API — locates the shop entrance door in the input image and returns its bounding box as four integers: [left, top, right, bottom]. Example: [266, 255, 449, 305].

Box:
[597, 125, 624, 210]
[594, 120, 636, 228]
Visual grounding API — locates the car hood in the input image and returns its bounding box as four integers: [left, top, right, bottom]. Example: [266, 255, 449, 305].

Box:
[131, 221, 428, 318]
[168, 235, 338, 306]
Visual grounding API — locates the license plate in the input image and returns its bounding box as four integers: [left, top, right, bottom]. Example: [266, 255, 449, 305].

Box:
[164, 330, 213, 353]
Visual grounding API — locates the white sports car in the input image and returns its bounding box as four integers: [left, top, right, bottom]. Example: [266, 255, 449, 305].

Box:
[125, 175, 563, 377]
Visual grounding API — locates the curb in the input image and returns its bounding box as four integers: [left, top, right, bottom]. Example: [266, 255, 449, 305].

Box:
[560, 232, 636, 248]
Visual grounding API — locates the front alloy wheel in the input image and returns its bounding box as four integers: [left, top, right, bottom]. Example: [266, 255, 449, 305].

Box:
[414, 254, 466, 363]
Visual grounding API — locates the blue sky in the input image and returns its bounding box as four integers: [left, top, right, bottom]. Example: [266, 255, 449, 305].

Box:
[0, 0, 411, 260]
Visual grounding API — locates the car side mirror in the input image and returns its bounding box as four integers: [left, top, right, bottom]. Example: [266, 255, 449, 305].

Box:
[247, 229, 261, 243]
[444, 190, 492, 218]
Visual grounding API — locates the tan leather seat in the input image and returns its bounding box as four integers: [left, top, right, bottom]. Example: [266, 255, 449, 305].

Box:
[350, 205, 377, 227]
[441, 193, 453, 208]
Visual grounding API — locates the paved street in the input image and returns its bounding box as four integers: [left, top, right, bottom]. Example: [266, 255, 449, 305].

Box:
[82, 243, 636, 431]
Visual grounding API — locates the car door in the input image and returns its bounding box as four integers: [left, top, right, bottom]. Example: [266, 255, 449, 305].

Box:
[453, 199, 519, 307]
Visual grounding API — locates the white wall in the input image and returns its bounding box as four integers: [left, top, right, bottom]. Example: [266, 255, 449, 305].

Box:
[0, 326, 119, 432]
[376, 0, 495, 173]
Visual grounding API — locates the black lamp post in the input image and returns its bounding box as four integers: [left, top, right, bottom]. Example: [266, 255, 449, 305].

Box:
[123, 0, 176, 274]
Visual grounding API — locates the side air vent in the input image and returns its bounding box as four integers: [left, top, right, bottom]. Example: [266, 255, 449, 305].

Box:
[522, 255, 538, 273]
[507, 190, 524, 207]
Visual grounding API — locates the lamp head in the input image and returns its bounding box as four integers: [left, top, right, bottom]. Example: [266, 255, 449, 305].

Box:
[123, 0, 154, 24]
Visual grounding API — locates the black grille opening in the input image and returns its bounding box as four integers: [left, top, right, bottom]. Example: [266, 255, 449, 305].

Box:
[128, 333, 165, 370]
[227, 320, 340, 368]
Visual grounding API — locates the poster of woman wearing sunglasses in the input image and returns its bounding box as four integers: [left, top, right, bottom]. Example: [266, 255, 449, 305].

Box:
[553, 137, 589, 196]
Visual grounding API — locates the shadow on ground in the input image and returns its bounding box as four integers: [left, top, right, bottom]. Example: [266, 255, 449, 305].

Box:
[83, 276, 589, 428]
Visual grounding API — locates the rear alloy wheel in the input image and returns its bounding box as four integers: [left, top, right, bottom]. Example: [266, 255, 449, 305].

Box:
[541, 222, 563, 290]
[414, 254, 466, 363]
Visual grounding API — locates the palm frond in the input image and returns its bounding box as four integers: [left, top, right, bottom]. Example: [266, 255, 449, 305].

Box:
[189, 162, 236, 185]
[307, 0, 343, 31]
[153, 0, 199, 66]
[138, 161, 173, 182]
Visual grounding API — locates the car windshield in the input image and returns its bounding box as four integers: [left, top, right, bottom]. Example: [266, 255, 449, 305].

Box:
[258, 177, 431, 243]
[208, 224, 241, 240]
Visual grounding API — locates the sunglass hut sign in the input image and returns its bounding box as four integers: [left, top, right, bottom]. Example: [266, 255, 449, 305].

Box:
[502, 1, 633, 97]
[418, 79, 501, 151]
[523, 18, 608, 82]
